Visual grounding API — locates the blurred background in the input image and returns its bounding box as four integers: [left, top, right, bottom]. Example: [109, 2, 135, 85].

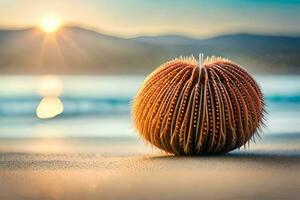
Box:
[0, 0, 299, 152]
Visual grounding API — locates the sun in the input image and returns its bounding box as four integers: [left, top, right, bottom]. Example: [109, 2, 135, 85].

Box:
[40, 17, 61, 33]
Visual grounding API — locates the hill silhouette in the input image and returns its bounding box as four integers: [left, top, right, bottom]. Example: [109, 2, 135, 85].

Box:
[0, 26, 299, 74]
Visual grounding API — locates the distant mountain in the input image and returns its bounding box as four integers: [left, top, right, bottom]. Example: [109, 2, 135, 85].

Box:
[0, 26, 299, 74]
[133, 34, 202, 45]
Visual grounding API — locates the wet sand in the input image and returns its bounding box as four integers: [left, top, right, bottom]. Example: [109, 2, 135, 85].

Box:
[0, 135, 300, 200]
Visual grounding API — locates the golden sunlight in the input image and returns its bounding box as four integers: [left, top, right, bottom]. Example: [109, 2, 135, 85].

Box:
[40, 17, 61, 33]
[36, 97, 64, 119]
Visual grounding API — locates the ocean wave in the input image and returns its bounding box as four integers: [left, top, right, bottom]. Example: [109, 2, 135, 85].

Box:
[0, 96, 131, 117]
[0, 94, 299, 117]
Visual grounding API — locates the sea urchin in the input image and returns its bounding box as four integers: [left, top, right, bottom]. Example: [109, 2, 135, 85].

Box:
[132, 54, 265, 155]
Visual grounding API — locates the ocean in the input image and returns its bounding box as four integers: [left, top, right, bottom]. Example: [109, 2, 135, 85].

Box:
[0, 75, 299, 139]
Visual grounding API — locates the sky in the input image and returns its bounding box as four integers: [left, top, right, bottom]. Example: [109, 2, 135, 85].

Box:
[0, 0, 300, 37]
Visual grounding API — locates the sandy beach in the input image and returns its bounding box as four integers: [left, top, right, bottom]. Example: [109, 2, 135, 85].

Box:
[0, 135, 299, 200]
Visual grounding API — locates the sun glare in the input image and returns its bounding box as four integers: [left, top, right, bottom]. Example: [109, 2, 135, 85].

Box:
[36, 75, 64, 119]
[36, 97, 64, 119]
[40, 17, 61, 33]
[37, 75, 63, 96]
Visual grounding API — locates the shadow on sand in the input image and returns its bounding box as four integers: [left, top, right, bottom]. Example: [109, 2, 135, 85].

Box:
[146, 151, 300, 164]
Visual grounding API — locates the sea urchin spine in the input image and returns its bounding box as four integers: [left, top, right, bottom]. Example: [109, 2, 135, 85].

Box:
[132, 55, 265, 155]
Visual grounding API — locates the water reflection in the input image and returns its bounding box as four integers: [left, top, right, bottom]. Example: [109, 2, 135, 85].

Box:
[36, 97, 64, 119]
[36, 75, 64, 119]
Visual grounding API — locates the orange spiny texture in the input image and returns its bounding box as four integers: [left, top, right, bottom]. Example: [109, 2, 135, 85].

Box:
[132, 56, 265, 155]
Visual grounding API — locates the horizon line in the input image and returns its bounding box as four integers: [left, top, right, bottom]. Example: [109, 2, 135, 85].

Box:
[0, 24, 300, 39]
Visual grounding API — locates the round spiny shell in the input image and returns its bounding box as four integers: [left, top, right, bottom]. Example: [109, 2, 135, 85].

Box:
[132, 55, 265, 155]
